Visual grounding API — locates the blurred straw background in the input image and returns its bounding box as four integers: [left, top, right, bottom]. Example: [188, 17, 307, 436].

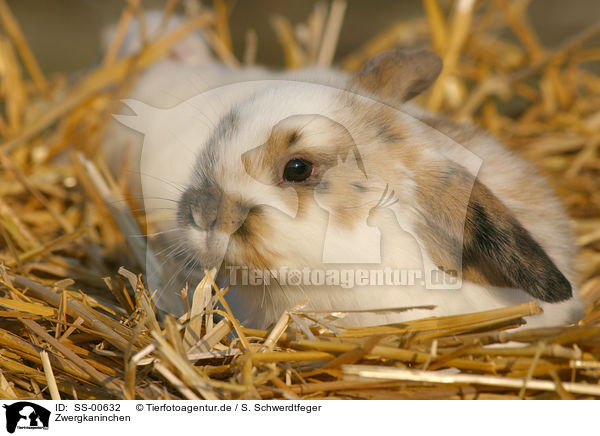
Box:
[0, 0, 599, 400]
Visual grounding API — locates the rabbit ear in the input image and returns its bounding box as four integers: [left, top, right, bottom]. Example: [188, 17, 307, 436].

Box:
[350, 49, 442, 102]
[415, 164, 572, 303]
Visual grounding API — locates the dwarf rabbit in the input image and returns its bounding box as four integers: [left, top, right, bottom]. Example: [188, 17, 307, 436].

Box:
[107, 24, 583, 329]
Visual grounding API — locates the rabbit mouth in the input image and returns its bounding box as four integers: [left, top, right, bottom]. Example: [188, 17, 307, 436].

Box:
[184, 228, 231, 271]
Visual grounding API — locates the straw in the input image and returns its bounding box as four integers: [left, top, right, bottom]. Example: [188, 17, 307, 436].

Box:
[0, 0, 599, 400]
[40, 350, 61, 400]
[343, 365, 600, 397]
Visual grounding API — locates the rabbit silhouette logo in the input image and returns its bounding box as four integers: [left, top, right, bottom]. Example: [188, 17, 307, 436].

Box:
[115, 82, 482, 301]
[3, 402, 50, 433]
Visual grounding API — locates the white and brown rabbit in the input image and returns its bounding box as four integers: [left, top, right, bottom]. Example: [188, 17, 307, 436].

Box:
[107, 26, 583, 329]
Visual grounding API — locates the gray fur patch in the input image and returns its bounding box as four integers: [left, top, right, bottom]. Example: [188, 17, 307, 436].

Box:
[192, 109, 240, 185]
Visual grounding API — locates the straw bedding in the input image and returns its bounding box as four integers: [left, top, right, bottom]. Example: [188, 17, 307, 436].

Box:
[0, 0, 599, 400]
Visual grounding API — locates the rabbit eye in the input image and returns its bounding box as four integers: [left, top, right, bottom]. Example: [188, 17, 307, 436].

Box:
[283, 158, 313, 182]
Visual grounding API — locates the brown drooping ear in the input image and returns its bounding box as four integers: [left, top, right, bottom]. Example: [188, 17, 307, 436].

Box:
[415, 164, 572, 303]
[350, 49, 442, 102]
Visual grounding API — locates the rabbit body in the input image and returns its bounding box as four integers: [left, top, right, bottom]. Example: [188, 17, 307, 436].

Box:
[107, 34, 583, 329]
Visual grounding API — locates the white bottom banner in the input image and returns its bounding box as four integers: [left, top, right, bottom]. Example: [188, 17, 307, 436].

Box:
[0, 400, 594, 435]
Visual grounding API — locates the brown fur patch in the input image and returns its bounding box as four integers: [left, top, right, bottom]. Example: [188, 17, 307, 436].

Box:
[241, 113, 371, 230]
[229, 208, 278, 269]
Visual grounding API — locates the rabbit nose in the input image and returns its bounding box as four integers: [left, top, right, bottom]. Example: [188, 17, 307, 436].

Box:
[192, 205, 219, 231]
[189, 185, 223, 231]
[180, 185, 249, 234]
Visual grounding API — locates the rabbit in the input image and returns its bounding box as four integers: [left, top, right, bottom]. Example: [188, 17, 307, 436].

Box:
[106, 23, 583, 329]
